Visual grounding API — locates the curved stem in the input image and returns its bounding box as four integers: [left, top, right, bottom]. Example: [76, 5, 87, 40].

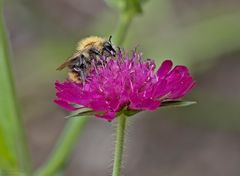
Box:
[112, 114, 127, 176]
[35, 117, 88, 176]
[114, 12, 134, 46]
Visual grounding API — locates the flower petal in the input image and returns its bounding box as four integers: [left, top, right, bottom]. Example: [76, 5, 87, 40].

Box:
[96, 111, 116, 121]
[54, 50, 195, 121]
[54, 99, 79, 111]
[157, 60, 173, 78]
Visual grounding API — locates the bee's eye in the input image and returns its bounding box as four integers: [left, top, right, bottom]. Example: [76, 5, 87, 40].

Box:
[104, 42, 111, 48]
[104, 42, 116, 56]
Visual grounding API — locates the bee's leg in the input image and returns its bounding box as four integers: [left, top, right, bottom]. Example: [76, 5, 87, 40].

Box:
[90, 48, 105, 66]
[79, 70, 86, 84]
[89, 48, 101, 56]
[89, 48, 100, 63]
[73, 60, 87, 83]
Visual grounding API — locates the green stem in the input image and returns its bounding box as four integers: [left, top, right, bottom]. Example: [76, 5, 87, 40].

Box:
[114, 12, 134, 46]
[112, 114, 127, 176]
[0, 5, 32, 174]
[35, 117, 88, 176]
[35, 7, 135, 176]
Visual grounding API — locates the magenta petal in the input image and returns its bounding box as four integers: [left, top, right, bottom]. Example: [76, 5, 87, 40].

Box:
[56, 91, 82, 105]
[54, 99, 79, 111]
[96, 111, 116, 121]
[168, 77, 196, 99]
[54, 50, 195, 121]
[129, 95, 161, 111]
[157, 60, 173, 78]
[139, 99, 161, 110]
[89, 100, 109, 111]
[152, 79, 167, 98]
[167, 65, 189, 79]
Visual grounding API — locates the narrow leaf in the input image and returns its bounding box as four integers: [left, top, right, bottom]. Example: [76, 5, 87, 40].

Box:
[123, 101, 196, 117]
[0, 127, 17, 169]
[65, 110, 104, 118]
[0, 6, 31, 173]
[161, 100, 196, 108]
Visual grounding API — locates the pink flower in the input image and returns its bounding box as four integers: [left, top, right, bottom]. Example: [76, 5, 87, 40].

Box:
[55, 50, 195, 121]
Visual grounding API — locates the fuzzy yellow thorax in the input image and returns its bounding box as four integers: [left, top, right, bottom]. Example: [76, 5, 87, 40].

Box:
[77, 36, 106, 51]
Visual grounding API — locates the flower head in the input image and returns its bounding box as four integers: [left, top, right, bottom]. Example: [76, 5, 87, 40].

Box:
[55, 50, 195, 121]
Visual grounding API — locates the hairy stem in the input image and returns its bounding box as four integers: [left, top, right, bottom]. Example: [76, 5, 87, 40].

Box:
[112, 114, 127, 176]
[35, 6, 135, 176]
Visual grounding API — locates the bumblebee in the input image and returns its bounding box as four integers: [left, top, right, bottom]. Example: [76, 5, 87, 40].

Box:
[57, 36, 116, 83]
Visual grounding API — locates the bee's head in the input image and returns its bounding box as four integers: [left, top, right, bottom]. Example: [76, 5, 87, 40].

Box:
[103, 36, 116, 57]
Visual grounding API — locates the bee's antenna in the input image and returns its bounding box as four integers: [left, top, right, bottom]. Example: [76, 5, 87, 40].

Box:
[109, 35, 112, 43]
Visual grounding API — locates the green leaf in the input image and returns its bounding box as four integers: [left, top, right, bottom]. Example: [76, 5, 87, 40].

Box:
[122, 109, 141, 117]
[0, 127, 17, 170]
[0, 7, 31, 173]
[65, 101, 196, 119]
[122, 100, 196, 117]
[65, 109, 104, 118]
[161, 101, 197, 108]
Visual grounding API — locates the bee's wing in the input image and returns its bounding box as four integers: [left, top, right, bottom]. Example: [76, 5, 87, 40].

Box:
[56, 61, 70, 70]
[56, 51, 81, 70]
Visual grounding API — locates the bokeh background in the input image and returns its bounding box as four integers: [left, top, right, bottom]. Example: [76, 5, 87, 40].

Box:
[3, 0, 240, 175]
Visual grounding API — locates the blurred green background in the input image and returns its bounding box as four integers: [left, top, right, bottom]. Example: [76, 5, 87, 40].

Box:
[2, 0, 240, 175]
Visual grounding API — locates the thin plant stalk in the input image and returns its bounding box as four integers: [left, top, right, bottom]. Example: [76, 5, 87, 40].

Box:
[0, 4, 32, 174]
[35, 8, 135, 176]
[112, 114, 127, 176]
[35, 117, 88, 176]
[114, 12, 134, 46]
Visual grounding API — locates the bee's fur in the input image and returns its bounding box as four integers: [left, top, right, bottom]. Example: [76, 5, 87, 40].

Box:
[57, 36, 116, 83]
